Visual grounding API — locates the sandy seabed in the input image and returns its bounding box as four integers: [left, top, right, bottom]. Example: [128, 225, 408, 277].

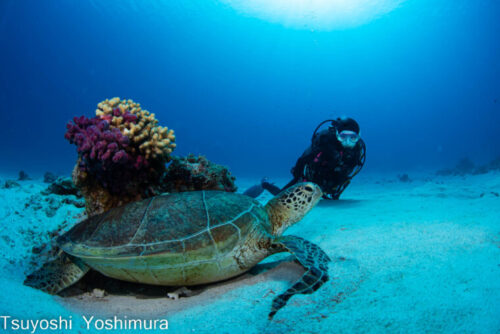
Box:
[0, 171, 499, 333]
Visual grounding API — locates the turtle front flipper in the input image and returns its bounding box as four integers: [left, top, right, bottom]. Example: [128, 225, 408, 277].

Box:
[24, 251, 89, 294]
[269, 235, 331, 319]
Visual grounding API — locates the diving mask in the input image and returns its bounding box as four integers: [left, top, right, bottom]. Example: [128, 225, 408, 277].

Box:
[336, 130, 360, 148]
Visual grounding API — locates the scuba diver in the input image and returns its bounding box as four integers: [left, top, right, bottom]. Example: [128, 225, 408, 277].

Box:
[244, 117, 366, 200]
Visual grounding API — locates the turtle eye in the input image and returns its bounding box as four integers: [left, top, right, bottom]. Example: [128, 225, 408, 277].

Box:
[304, 186, 313, 192]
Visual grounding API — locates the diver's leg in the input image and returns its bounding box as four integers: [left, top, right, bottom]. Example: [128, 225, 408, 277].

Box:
[242, 184, 265, 198]
[261, 179, 282, 195]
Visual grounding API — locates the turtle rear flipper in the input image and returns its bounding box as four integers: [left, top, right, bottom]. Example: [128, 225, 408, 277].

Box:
[24, 252, 89, 294]
[269, 235, 331, 319]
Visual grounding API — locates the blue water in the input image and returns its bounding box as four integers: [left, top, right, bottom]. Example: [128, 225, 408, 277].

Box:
[0, 0, 499, 178]
[1, 2, 500, 333]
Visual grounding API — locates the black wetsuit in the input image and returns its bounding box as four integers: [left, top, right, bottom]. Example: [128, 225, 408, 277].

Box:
[263, 128, 365, 199]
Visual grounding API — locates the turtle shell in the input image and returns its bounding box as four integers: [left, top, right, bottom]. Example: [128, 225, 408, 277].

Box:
[59, 191, 271, 259]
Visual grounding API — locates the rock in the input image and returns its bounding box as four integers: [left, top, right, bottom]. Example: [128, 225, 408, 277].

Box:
[1, 235, 13, 244]
[27, 184, 84, 213]
[472, 165, 489, 175]
[479, 191, 499, 198]
[18, 170, 31, 181]
[31, 245, 44, 254]
[398, 174, 411, 182]
[162, 154, 237, 193]
[44, 207, 58, 218]
[437, 156, 500, 176]
[91, 288, 106, 299]
[42, 177, 81, 197]
[3, 180, 20, 189]
[43, 197, 62, 218]
[61, 197, 86, 208]
[487, 156, 500, 171]
[436, 168, 453, 176]
[25, 194, 44, 211]
[43, 172, 58, 183]
[167, 287, 194, 300]
[455, 158, 475, 174]
[437, 157, 479, 176]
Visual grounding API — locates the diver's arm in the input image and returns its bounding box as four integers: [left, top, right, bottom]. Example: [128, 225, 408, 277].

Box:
[341, 138, 365, 180]
[356, 138, 366, 168]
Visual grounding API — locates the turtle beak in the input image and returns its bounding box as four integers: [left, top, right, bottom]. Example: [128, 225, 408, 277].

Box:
[314, 184, 323, 199]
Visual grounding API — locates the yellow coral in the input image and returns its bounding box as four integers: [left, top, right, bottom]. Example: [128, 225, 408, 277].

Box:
[96, 97, 176, 161]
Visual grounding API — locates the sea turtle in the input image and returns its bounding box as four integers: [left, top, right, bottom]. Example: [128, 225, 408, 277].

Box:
[25, 182, 330, 318]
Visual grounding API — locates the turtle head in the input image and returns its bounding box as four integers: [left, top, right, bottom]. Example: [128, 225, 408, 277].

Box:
[265, 182, 322, 236]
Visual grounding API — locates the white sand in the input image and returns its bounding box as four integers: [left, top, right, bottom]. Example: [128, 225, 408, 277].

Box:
[0, 172, 499, 333]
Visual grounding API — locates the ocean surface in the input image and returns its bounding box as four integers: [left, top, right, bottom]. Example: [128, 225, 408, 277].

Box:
[0, 1, 499, 333]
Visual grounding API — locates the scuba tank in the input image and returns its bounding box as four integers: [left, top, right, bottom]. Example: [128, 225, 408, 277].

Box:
[311, 119, 338, 143]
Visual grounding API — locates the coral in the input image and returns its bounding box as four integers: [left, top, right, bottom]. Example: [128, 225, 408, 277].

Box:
[71, 160, 147, 216]
[65, 97, 176, 216]
[162, 154, 237, 193]
[96, 97, 176, 161]
[65, 115, 133, 174]
[65, 97, 236, 216]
